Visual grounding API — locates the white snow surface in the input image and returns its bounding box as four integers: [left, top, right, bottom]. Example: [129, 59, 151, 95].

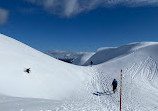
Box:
[0, 34, 158, 111]
[0, 34, 92, 100]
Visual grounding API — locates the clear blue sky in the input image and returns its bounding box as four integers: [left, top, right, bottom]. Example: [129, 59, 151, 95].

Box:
[0, 0, 158, 52]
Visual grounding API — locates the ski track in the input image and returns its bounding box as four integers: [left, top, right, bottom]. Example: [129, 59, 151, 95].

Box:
[87, 56, 158, 111]
[54, 66, 119, 111]
[119, 57, 158, 111]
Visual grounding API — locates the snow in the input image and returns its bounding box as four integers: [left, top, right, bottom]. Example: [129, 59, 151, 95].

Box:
[97, 47, 117, 52]
[0, 34, 92, 100]
[0, 34, 158, 111]
[72, 52, 94, 65]
[84, 42, 158, 65]
[93, 52, 158, 111]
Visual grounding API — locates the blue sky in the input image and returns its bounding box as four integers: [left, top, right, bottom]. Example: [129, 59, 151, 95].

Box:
[0, 0, 158, 52]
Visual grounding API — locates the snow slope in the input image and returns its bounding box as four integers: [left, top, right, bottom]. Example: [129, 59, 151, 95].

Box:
[92, 43, 158, 111]
[0, 34, 92, 100]
[0, 33, 158, 111]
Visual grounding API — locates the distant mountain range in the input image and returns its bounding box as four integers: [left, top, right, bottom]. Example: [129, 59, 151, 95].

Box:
[45, 50, 94, 64]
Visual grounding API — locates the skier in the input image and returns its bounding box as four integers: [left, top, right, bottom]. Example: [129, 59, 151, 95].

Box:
[112, 79, 117, 93]
[90, 61, 93, 66]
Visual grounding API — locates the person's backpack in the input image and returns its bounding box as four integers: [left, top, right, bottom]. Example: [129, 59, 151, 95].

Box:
[114, 80, 117, 86]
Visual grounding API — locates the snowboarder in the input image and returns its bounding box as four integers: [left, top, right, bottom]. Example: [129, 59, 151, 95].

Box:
[25, 68, 31, 74]
[112, 79, 117, 93]
[90, 61, 93, 66]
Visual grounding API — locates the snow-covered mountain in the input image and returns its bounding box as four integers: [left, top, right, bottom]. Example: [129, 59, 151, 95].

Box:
[72, 52, 95, 65]
[45, 50, 94, 63]
[0, 34, 158, 111]
[84, 42, 158, 65]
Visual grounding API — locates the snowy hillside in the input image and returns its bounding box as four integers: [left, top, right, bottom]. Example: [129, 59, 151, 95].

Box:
[0, 34, 158, 111]
[0, 34, 92, 100]
[84, 42, 158, 65]
[93, 43, 158, 111]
